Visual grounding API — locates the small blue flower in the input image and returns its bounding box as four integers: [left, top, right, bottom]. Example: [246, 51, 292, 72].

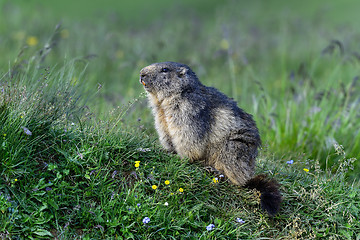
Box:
[21, 126, 32, 136]
[206, 223, 215, 231]
[286, 160, 294, 165]
[137, 203, 141, 207]
[236, 218, 245, 224]
[143, 217, 150, 224]
[45, 187, 52, 191]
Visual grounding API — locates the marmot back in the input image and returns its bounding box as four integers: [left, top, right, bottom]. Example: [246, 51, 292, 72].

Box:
[140, 62, 281, 215]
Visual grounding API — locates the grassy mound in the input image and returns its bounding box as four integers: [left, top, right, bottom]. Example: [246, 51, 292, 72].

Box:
[0, 58, 359, 239]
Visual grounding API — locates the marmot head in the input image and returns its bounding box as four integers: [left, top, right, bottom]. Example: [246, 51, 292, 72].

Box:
[140, 62, 200, 98]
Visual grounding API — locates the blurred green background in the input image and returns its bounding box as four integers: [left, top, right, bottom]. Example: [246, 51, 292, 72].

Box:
[5, 0, 360, 24]
[1, 0, 360, 177]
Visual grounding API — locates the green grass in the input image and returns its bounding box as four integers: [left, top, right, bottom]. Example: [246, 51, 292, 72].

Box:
[1, 0, 360, 239]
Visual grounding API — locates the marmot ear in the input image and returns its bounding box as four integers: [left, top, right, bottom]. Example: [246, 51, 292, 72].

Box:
[177, 67, 187, 77]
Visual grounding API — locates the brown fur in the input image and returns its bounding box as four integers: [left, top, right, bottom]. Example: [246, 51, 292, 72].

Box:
[140, 62, 281, 215]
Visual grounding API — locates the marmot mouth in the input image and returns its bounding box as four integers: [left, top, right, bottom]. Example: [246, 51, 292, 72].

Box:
[140, 78, 146, 86]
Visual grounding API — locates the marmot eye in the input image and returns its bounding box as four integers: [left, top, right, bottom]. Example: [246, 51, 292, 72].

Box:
[160, 68, 170, 73]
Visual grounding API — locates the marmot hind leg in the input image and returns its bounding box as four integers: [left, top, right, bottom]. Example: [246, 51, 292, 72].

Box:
[224, 140, 256, 186]
[221, 159, 255, 186]
[222, 141, 282, 215]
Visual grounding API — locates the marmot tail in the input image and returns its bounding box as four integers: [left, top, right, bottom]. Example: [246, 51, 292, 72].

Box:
[244, 174, 282, 216]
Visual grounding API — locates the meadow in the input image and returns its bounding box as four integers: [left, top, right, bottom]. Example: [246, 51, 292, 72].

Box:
[0, 0, 359, 239]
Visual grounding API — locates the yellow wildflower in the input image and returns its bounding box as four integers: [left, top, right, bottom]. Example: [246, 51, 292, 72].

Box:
[213, 177, 219, 183]
[60, 29, 69, 39]
[14, 179, 18, 182]
[178, 188, 184, 193]
[220, 39, 229, 50]
[303, 168, 309, 172]
[26, 36, 39, 46]
[152, 185, 157, 190]
[165, 180, 170, 185]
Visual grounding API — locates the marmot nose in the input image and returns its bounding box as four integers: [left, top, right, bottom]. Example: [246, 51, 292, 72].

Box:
[140, 73, 147, 86]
